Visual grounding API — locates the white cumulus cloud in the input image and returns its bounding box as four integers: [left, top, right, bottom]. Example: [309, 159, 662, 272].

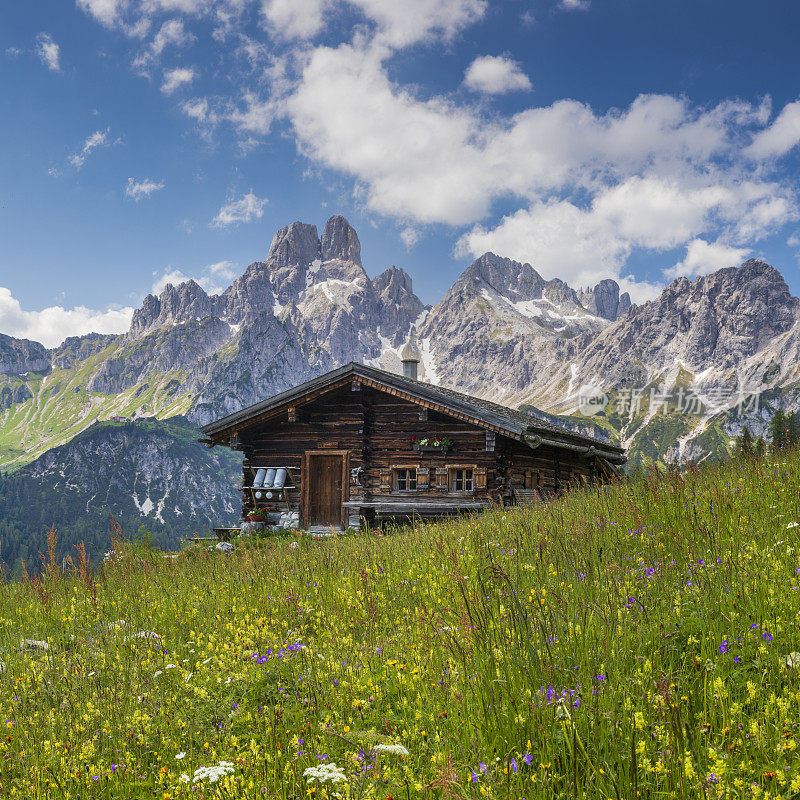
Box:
[76, 0, 131, 28]
[558, 0, 590, 10]
[746, 100, 800, 160]
[35, 33, 61, 72]
[207, 260, 237, 280]
[0, 287, 133, 348]
[161, 66, 196, 93]
[288, 42, 797, 294]
[464, 55, 531, 94]
[261, 0, 330, 39]
[399, 227, 420, 249]
[664, 239, 752, 281]
[261, 0, 486, 46]
[125, 177, 166, 200]
[69, 128, 112, 168]
[210, 191, 268, 227]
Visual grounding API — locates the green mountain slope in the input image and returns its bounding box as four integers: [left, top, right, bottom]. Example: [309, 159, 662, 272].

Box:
[0, 336, 195, 472]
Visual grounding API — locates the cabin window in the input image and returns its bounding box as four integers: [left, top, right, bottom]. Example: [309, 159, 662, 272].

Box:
[450, 468, 473, 492]
[395, 468, 417, 491]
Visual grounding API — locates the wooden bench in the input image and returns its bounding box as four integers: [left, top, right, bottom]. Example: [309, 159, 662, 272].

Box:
[212, 528, 241, 542]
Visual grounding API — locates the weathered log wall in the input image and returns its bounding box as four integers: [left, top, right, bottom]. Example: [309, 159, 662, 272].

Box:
[236, 384, 601, 526]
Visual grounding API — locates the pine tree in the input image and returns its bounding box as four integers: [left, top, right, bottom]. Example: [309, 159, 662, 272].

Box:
[770, 409, 788, 452]
[736, 426, 754, 459]
[787, 411, 800, 448]
[755, 436, 766, 459]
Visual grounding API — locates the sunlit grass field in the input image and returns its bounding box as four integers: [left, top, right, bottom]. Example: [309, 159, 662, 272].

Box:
[2, 451, 800, 799]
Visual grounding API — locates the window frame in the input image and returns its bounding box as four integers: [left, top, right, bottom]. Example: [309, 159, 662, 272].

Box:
[449, 467, 474, 493]
[394, 467, 418, 492]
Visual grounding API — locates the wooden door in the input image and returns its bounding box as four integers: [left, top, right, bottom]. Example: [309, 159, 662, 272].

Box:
[304, 451, 347, 527]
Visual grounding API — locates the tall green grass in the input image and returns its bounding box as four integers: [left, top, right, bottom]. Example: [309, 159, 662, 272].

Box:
[1, 451, 799, 798]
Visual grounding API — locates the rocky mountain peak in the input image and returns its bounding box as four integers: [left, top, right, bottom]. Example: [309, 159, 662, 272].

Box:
[0, 333, 51, 375]
[51, 332, 116, 370]
[267, 221, 321, 269]
[462, 252, 546, 303]
[321, 215, 361, 266]
[578, 258, 800, 386]
[371, 266, 426, 346]
[542, 278, 583, 310]
[129, 280, 223, 338]
[372, 265, 413, 296]
[579, 278, 628, 320]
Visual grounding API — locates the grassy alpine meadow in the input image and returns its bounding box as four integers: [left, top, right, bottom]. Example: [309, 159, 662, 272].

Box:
[2, 452, 800, 799]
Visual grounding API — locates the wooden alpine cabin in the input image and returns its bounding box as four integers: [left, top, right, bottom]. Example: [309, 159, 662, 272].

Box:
[200, 351, 626, 531]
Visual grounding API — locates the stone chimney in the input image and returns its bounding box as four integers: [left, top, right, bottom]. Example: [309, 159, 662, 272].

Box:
[400, 339, 422, 381]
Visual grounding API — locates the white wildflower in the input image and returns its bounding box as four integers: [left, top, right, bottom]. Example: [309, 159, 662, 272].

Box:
[193, 760, 235, 784]
[786, 652, 800, 668]
[185, 672, 194, 682]
[20, 638, 50, 651]
[154, 670, 163, 677]
[175, 752, 186, 760]
[303, 762, 347, 784]
[165, 664, 176, 669]
[787, 522, 799, 529]
[179, 774, 190, 783]
[374, 743, 409, 756]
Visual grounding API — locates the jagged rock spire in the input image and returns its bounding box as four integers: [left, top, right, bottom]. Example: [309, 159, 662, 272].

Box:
[321, 215, 361, 266]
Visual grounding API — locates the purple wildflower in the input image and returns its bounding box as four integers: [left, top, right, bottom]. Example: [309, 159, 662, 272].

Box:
[719, 639, 728, 654]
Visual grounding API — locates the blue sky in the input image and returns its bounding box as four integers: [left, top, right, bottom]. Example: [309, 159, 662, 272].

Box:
[2, 0, 800, 346]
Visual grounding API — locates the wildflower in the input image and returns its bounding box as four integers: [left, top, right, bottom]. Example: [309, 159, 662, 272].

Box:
[303, 763, 347, 784]
[719, 639, 728, 654]
[786, 652, 800, 668]
[510, 758, 518, 774]
[192, 761, 235, 784]
[374, 744, 409, 757]
[175, 752, 186, 760]
[523, 753, 533, 766]
[763, 632, 773, 643]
